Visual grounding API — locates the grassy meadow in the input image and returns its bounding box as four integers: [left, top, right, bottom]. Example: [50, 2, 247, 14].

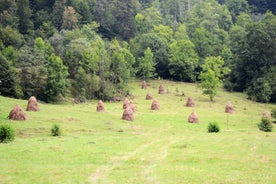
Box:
[0, 80, 275, 184]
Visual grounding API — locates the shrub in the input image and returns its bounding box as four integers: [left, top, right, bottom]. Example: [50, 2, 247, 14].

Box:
[0, 124, 15, 143]
[207, 122, 220, 133]
[51, 124, 61, 136]
[258, 118, 273, 132]
[271, 108, 276, 123]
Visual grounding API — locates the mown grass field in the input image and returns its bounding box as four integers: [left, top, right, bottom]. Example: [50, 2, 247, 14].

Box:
[0, 80, 275, 184]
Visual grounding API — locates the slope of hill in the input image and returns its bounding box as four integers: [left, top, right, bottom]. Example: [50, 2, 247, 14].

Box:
[0, 80, 275, 183]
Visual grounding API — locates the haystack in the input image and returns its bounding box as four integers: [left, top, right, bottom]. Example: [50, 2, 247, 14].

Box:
[262, 111, 271, 119]
[122, 107, 134, 121]
[158, 85, 165, 94]
[26, 96, 39, 111]
[151, 99, 160, 110]
[130, 103, 136, 112]
[188, 111, 199, 123]
[142, 81, 147, 89]
[123, 98, 131, 109]
[186, 97, 195, 107]
[225, 103, 234, 113]
[96, 100, 105, 112]
[146, 92, 153, 100]
[9, 104, 26, 121]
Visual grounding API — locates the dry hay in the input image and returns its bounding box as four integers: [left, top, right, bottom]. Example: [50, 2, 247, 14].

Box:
[122, 106, 134, 121]
[96, 100, 105, 112]
[262, 111, 271, 119]
[225, 103, 234, 113]
[9, 104, 26, 121]
[122, 98, 136, 112]
[142, 81, 147, 89]
[151, 99, 160, 110]
[158, 85, 165, 94]
[146, 92, 153, 100]
[123, 98, 131, 109]
[188, 111, 199, 123]
[26, 96, 39, 111]
[186, 97, 195, 107]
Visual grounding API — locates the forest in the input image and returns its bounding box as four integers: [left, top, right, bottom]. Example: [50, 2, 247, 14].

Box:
[0, 0, 275, 103]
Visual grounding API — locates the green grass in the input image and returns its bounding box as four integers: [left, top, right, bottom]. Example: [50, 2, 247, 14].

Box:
[0, 80, 275, 184]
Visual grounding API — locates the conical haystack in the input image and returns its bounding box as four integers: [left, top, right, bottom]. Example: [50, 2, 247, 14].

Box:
[26, 96, 39, 111]
[142, 81, 147, 89]
[188, 111, 199, 123]
[9, 104, 26, 121]
[225, 103, 234, 113]
[151, 99, 160, 110]
[96, 100, 105, 112]
[146, 92, 153, 100]
[122, 107, 134, 121]
[262, 111, 271, 119]
[158, 85, 165, 94]
[123, 98, 131, 109]
[186, 97, 195, 107]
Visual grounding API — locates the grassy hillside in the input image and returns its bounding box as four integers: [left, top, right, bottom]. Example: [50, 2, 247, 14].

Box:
[0, 80, 275, 184]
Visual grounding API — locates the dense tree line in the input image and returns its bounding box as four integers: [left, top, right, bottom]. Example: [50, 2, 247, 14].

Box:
[0, 0, 275, 102]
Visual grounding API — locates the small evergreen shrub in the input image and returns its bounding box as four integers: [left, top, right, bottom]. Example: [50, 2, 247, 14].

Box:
[258, 118, 273, 132]
[207, 122, 220, 133]
[0, 124, 15, 143]
[51, 124, 61, 136]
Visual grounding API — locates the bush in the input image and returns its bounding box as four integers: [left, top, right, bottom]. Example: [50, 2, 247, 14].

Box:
[51, 124, 61, 136]
[271, 108, 276, 122]
[258, 118, 273, 132]
[207, 122, 220, 133]
[0, 124, 15, 143]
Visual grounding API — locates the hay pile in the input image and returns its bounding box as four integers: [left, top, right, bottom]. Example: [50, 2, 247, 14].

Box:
[9, 104, 26, 121]
[146, 92, 153, 100]
[123, 98, 135, 112]
[96, 100, 105, 112]
[263, 111, 271, 119]
[142, 81, 147, 89]
[151, 99, 160, 110]
[188, 111, 199, 123]
[122, 107, 134, 121]
[158, 85, 165, 94]
[26, 96, 39, 111]
[123, 98, 131, 109]
[225, 103, 234, 113]
[186, 97, 195, 107]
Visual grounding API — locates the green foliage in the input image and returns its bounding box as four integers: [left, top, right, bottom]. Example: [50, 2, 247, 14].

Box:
[16, 0, 33, 34]
[0, 53, 21, 98]
[271, 108, 276, 122]
[207, 122, 220, 133]
[258, 118, 273, 132]
[246, 77, 272, 103]
[169, 39, 199, 82]
[136, 47, 156, 80]
[199, 56, 230, 101]
[45, 54, 69, 103]
[0, 124, 15, 143]
[51, 124, 61, 136]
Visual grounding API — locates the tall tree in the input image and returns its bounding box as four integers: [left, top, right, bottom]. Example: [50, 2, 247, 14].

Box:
[199, 56, 230, 101]
[62, 6, 78, 30]
[169, 39, 199, 82]
[52, 0, 66, 30]
[137, 47, 155, 80]
[17, 0, 33, 34]
[0, 53, 21, 98]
